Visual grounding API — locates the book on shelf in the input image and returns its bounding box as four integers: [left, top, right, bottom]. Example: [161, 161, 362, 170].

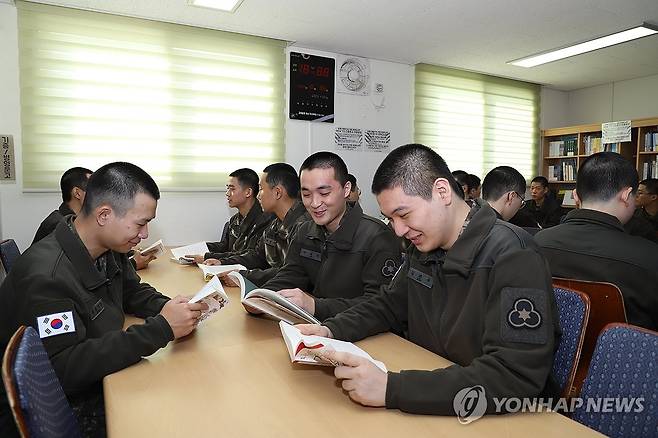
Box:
[198, 263, 246, 281]
[279, 321, 387, 372]
[187, 276, 229, 324]
[547, 137, 577, 157]
[228, 271, 320, 325]
[560, 189, 577, 207]
[642, 159, 658, 179]
[170, 241, 208, 264]
[644, 131, 658, 152]
[129, 239, 165, 260]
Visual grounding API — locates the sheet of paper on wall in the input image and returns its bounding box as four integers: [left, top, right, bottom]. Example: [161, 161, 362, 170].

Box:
[198, 263, 246, 281]
[279, 321, 386, 372]
[188, 276, 229, 323]
[170, 242, 209, 264]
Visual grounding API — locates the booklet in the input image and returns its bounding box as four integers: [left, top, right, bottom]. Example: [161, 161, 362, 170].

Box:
[228, 271, 321, 325]
[198, 263, 247, 281]
[279, 321, 387, 372]
[130, 239, 165, 259]
[187, 276, 229, 323]
[170, 242, 209, 264]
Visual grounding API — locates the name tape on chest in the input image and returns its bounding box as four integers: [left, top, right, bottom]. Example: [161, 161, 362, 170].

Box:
[300, 248, 322, 262]
[37, 311, 76, 339]
[407, 268, 433, 288]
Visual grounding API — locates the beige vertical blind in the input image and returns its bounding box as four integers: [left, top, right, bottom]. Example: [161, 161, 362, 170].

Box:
[17, 1, 286, 190]
[414, 64, 540, 181]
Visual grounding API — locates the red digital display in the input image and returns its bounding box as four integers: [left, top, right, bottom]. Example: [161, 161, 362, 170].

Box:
[298, 63, 332, 78]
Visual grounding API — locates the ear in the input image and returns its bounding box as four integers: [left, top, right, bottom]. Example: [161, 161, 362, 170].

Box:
[620, 187, 634, 205]
[274, 185, 283, 200]
[572, 189, 580, 207]
[72, 187, 83, 201]
[343, 181, 352, 199]
[431, 178, 453, 205]
[245, 187, 252, 198]
[96, 205, 112, 226]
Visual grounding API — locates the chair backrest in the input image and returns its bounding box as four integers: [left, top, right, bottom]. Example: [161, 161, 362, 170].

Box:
[551, 286, 590, 398]
[1, 326, 80, 438]
[573, 323, 658, 438]
[0, 239, 21, 275]
[552, 277, 626, 396]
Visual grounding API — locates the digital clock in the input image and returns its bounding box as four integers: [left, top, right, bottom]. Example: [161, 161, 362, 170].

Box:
[289, 52, 335, 122]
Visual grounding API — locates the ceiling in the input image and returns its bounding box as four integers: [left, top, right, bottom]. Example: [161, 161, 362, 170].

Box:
[27, 0, 658, 91]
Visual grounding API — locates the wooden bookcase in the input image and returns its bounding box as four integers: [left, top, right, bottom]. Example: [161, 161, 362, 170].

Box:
[541, 117, 658, 205]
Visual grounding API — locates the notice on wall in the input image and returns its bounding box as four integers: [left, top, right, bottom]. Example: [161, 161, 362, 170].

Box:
[364, 130, 391, 152]
[1, 135, 15, 181]
[335, 127, 363, 151]
[602, 120, 631, 144]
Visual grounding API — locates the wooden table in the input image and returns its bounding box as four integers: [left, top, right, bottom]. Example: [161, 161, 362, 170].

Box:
[104, 258, 602, 437]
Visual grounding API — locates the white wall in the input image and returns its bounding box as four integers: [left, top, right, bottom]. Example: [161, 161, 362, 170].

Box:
[0, 3, 413, 251]
[539, 87, 569, 129]
[565, 74, 658, 125]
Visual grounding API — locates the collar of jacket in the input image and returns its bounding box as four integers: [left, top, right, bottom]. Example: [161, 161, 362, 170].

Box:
[283, 200, 308, 229]
[240, 201, 264, 233]
[55, 217, 119, 291]
[564, 208, 625, 232]
[58, 202, 75, 216]
[306, 202, 363, 250]
[416, 203, 496, 277]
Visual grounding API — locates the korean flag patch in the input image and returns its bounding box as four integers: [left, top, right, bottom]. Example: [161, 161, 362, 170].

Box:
[37, 311, 76, 339]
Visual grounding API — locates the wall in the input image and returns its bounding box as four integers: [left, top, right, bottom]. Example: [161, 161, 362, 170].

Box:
[539, 87, 569, 129]
[565, 73, 658, 125]
[0, 3, 413, 250]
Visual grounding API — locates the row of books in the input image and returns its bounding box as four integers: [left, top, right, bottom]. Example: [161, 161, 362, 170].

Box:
[548, 159, 577, 182]
[547, 137, 577, 157]
[642, 159, 658, 180]
[644, 131, 658, 152]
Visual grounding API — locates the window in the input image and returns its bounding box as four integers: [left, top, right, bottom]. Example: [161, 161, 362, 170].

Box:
[414, 64, 540, 181]
[17, 1, 286, 190]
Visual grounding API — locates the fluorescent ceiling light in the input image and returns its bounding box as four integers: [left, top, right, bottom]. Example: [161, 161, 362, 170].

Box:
[509, 23, 658, 68]
[188, 0, 244, 12]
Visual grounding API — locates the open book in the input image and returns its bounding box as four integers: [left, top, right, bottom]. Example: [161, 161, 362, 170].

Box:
[228, 271, 320, 325]
[198, 263, 246, 281]
[170, 241, 208, 265]
[130, 239, 165, 259]
[188, 276, 229, 323]
[279, 321, 386, 372]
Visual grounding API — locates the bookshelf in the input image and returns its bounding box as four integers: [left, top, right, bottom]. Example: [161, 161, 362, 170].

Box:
[541, 117, 658, 205]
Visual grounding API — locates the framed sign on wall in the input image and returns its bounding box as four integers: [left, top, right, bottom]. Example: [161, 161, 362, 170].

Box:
[289, 52, 335, 123]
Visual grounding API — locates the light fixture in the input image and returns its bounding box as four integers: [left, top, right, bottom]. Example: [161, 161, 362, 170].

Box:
[188, 0, 244, 13]
[509, 22, 658, 68]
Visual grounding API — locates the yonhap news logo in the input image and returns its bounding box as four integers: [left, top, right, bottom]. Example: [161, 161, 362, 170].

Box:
[452, 385, 645, 424]
[453, 386, 487, 424]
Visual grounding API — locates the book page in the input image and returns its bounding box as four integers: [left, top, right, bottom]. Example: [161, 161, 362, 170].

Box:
[245, 289, 320, 324]
[138, 239, 165, 257]
[171, 241, 209, 259]
[198, 264, 246, 281]
[279, 322, 386, 372]
[227, 271, 258, 299]
[188, 276, 229, 323]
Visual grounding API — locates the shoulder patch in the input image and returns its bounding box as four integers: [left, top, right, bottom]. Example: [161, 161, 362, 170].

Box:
[500, 287, 548, 345]
[37, 311, 76, 338]
[381, 259, 399, 277]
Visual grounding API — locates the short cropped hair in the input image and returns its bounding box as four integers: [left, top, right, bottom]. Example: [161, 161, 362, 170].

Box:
[577, 152, 638, 203]
[81, 162, 160, 217]
[346, 174, 358, 192]
[61, 167, 92, 203]
[531, 176, 549, 188]
[482, 166, 526, 202]
[639, 178, 658, 195]
[229, 168, 260, 196]
[452, 170, 468, 178]
[263, 163, 300, 198]
[466, 174, 481, 190]
[372, 144, 463, 200]
[299, 151, 349, 186]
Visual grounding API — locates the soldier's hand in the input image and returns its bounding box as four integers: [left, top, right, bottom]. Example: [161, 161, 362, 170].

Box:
[204, 258, 221, 266]
[296, 324, 332, 338]
[185, 254, 206, 264]
[278, 288, 315, 315]
[326, 350, 387, 407]
[133, 251, 156, 270]
[218, 271, 238, 287]
[160, 295, 208, 339]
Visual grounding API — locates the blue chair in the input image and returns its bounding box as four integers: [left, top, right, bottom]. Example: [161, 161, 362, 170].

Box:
[573, 323, 658, 438]
[1, 326, 81, 438]
[552, 286, 590, 397]
[0, 239, 21, 274]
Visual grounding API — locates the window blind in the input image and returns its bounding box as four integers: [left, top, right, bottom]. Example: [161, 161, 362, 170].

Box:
[414, 64, 540, 181]
[17, 1, 286, 190]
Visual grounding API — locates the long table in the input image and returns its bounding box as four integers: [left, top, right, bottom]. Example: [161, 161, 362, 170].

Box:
[103, 257, 602, 437]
